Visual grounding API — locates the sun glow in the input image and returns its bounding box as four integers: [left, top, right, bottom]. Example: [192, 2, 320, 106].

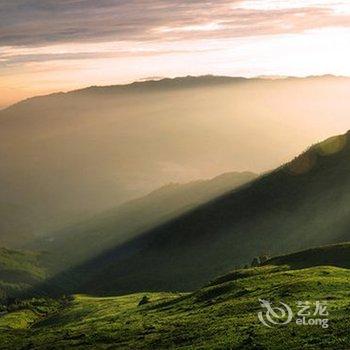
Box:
[235, 0, 350, 12]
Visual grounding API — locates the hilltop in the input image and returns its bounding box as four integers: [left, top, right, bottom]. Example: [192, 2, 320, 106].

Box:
[265, 242, 350, 270]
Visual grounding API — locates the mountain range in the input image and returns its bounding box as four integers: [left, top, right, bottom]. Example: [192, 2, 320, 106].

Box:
[48, 131, 350, 295]
[2, 76, 350, 348]
[2, 75, 350, 247]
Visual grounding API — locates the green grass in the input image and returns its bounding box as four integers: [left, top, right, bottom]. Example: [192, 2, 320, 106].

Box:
[2, 265, 350, 349]
[0, 248, 45, 279]
[0, 309, 39, 330]
[0, 247, 48, 301]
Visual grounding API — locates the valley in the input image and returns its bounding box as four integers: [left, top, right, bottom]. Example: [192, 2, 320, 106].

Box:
[2, 77, 350, 349]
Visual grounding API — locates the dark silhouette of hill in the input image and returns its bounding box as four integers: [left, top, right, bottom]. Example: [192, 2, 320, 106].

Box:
[1, 75, 350, 247]
[30, 171, 256, 270]
[264, 242, 350, 270]
[49, 131, 350, 295]
[209, 241, 350, 287]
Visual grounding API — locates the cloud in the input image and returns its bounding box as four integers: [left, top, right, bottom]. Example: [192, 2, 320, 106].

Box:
[0, 43, 219, 68]
[1, 0, 350, 103]
[1, 0, 349, 48]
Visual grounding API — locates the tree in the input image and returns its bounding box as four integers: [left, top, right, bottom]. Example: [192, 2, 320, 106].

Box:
[251, 257, 260, 267]
[138, 295, 150, 306]
[259, 255, 270, 264]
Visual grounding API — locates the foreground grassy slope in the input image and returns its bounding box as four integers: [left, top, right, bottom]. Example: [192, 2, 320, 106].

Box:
[2, 265, 350, 349]
[56, 131, 350, 295]
[0, 248, 47, 301]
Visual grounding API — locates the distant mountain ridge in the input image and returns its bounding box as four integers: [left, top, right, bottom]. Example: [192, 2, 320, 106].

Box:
[2, 74, 347, 113]
[1, 75, 249, 113]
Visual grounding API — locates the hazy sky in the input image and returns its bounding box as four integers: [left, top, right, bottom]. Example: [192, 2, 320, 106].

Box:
[1, 0, 350, 107]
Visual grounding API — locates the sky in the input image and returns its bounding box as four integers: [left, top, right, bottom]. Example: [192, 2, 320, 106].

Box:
[1, 0, 350, 108]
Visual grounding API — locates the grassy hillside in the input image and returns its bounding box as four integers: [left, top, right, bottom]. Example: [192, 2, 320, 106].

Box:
[54, 131, 350, 295]
[0, 248, 47, 301]
[264, 242, 350, 270]
[2, 264, 350, 349]
[31, 171, 256, 269]
[2, 75, 350, 247]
